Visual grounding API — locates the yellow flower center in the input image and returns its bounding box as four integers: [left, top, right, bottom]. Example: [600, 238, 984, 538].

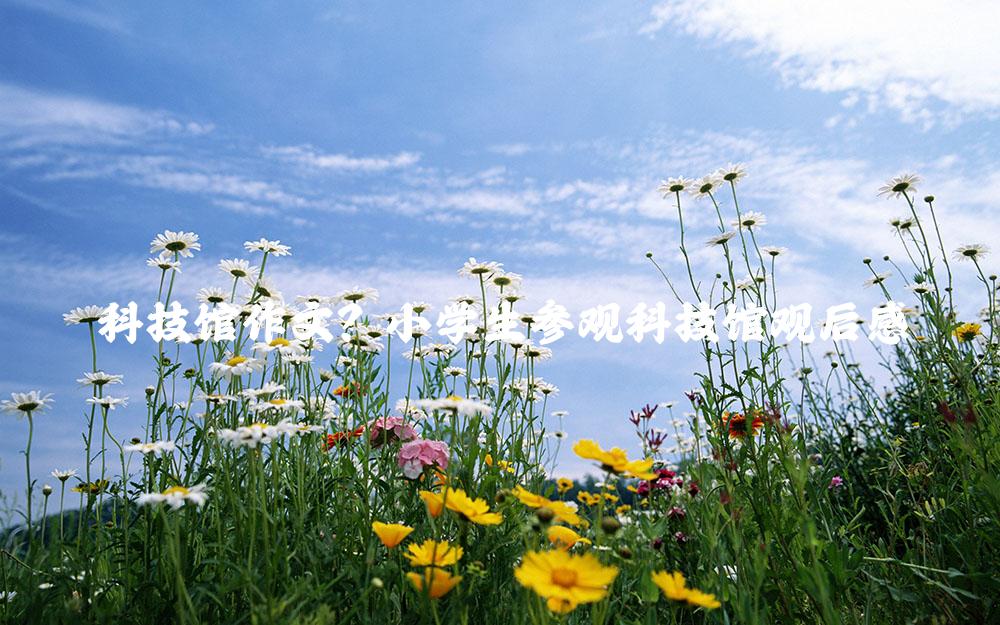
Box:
[269, 337, 290, 347]
[551, 568, 578, 588]
[226, 356, 247, 366]
[268, 398, 286, 406]
[162, 486, 190, 496]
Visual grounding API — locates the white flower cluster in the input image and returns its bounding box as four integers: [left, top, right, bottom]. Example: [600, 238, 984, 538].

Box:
[410, 396, 493, 417]
[215, 420, 323, 449]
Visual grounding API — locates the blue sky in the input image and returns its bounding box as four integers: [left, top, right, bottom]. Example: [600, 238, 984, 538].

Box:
[1, 1, 999, 504]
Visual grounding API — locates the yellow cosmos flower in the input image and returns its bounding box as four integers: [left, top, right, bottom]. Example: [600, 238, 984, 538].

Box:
[572, 439, 657, 480]
[954, 322, 982, 343]
[557, 478, 573, 493]
[514, 550, 618, 613]
[547, 525, 590, 550]
[419, 490, 445, 518]
[615, 504, 631, 515]
[512, 486, 582, 526]
[371, 521, 414, 549]
[406, 567, 462, 599]
[405, 540, 463, 567]
[443, 488, 503, 525]
[651, 570, 720, 609]
[577, 491, 601, 506]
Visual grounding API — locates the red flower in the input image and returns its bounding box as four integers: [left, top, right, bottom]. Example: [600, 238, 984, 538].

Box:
[324, 425, 364, 450]
[724, 411, 763, 438]
[333, 382, 364, 398]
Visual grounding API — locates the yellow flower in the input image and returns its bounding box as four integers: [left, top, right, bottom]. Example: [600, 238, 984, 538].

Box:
[443, 488, 503, 525]
[547, 525, 590, 550]
[557, 478, 573, 493]
[954, 322, 982, 343]
[576, 491, 601, 506]
[615, 504, 631, 515]
[513, 485, 549, 508]
[572, 439, 657, 479]
[512, 486, 581, 526]
[651, 570, 720, 609]
[405, 540, 463, 567]
[514, 550, 618, 613]
[406, 567, 462, 599]
[419, 490, 445, 518]
[602, 493, 618, 503]
[371, 521, 414, 549]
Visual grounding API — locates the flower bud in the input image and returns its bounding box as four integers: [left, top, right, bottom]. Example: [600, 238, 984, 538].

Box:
[42, 484, 53, 496]
[600, 516, 621, 535]
[535, 507, 555, 524]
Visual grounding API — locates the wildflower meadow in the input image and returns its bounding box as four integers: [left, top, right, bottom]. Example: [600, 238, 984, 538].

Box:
[1, 168, 998, 625]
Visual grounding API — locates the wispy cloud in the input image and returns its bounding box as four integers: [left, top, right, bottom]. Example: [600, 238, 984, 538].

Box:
[0, 82, 212, 146]
[2, 0, 130, 34]
[641, 0, 1000, 127]
[263, 144, 421, 172]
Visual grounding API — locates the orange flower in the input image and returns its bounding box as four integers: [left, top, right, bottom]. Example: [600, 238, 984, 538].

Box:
[324, 426, 364, 450]
[333, 382, 364, 398]
[419, 490, 445, 518]
[406, 567, 462, 598]
[724, 411, 763, 438]
[371, 521, 414, 549]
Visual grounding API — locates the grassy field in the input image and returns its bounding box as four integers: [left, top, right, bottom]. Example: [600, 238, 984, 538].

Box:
[1, 168, 997, 624]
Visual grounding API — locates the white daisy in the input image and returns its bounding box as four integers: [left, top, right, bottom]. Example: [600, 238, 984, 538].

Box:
[490, 271, 522, 292]
[147, 252, 181, 273]
[124, 440, 176, 456]
[551, 410, 569, 418]
[253, 337, 305, 356]
[760, 245, 787, 257]
[522, 343, 553, 361]
[63, 305, 108, 325]
[690, 174, 722, 198]
[150, 230, 201, 258]
[706, 231, 737, 247]
[657, 177, 694, 197]
[717, 163, 747, 184]
[197, 287, 229, 305]
[86, 396, 128, 410]
[877, 173, 921, 199]
[137, 484, 208, 510]
[732, 211, 767, 229]
[295, 294, 334, 306]
[251, 398, 305, 413]
[195, 392, 238, 405]
[908, 283, 933, 295]
[249, 276, 282, 301]
[51, 469, 77, 482]
[76, 371, 124, 387]
[219, 258, 256, 279]
[864, 272, 892, 288]
[444, 366, 466, 377]
[411, 396, 493, 417]
[335, 286, 379, 305]
[1, 391, 54, 416]
[954, 244, 989, 262]
[209, 355, 264, 378]
[240, 383, 286, 398]
[459, 257, 502, 278]
[244, 238, 291, 256]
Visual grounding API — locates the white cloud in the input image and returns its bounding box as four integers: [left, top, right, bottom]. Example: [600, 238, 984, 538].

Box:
[641, 0, 1000, 126]
[263, 144, 421, 172]
[0, 82, 212, 145]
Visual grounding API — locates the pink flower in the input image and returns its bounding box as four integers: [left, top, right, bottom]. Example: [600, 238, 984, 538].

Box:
[397, 439, 449, 479]
[368, 416, 418, 446]
[828, 476, 844, 490]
